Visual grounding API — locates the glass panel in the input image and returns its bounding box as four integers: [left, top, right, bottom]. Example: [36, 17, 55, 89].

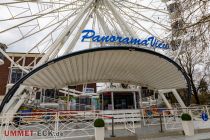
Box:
[114, 92, 134, 110]
[0, 52, 4, 60]
[11, 68, 23, 83]
[103, 92, 111, 110]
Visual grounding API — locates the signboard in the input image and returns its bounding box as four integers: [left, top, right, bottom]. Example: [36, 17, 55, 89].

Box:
[146, 110, 153, 117]
[201, 112, 208, 121]
[83, 88, 94, 93]
[81, 29, 170, 50]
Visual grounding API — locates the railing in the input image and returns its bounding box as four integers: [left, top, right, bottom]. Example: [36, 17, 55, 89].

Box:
[101, 109, 141, 124]
[141, 108, 167, 126]
[140, 106, 210, 131]
[124, 112, 138, 133]
[100, 109, 141, 134]
[69, 103, 95, 111]
[188, 106, 210, 129]
[24, 99, 96, 112]
[0, 111, 98, 140]
[0, 110, 139, 139]
[163, 109, 182, 130]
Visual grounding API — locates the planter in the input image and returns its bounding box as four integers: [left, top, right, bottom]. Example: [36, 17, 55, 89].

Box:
[182, 121, 194, 136]
[95, 127, 104, 140]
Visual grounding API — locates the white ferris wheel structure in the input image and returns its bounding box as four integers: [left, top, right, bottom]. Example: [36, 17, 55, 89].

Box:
[0, 0, 171, 70]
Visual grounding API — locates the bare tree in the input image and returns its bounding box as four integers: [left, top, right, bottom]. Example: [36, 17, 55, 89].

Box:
[177, 44, 207, 104]
[166, 0, 210, 104]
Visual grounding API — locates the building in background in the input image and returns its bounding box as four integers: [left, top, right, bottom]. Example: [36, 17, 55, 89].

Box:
[0, 52, 97, 108]
[0, 52, 43, 96]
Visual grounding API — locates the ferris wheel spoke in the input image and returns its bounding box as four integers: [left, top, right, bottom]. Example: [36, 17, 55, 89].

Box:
[99, 10, 117, 35]
[1, 1, 55, 18]
[0, 6, 81, 22]
[0, 1, 30, 5]
[15, 37, 53, 65]
[7, 18, 58, 46]
[0, 6, 50, 21]
[0, 0, 75, 5]
[104, 0, 137, 37]
[8, 8, 78, 47]
[103, 15, 121, 36]
[112, 3, 158, 39]
[113, 1, 170, 31]
[0, 0, 80, 34]
[95, 10, 112, 36]
[64, 9, 94, 54]
[21, 24, 39, 37]
[100, 7, 124, 36]
[113, 0, 168, 14]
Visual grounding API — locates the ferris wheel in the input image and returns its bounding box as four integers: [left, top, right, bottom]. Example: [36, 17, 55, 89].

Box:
[0, 0, 173, 70]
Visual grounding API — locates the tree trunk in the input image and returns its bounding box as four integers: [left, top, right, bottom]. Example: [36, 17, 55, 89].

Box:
[191, 79, 200, 104]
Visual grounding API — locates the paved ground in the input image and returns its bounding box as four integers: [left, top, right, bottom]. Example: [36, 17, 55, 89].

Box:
[1, 123, 210, 140]
[141, 133, 210, 140]
[105, 124, 210, 140]
[71, 132, 210, 140]
[2, 131, 210, 140]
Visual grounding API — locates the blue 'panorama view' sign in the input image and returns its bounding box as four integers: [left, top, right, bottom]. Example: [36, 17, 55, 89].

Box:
[81, 30, 170, 49]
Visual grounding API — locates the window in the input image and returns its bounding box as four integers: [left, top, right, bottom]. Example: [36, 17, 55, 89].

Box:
[101, 92, 111, 110]
[114, 93, 134, 109]
[11, 69, 23, 83]
[0, 52, 4, 60]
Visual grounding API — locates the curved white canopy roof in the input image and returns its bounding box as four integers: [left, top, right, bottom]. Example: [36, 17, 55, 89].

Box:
[22, 47, 188, 90]
[0, 46, 192, 113]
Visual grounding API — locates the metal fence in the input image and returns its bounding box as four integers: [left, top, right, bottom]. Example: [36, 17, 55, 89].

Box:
[0, 111, 98, 140]
[0, 110, 139, 140]
[141, 106, 210, 131]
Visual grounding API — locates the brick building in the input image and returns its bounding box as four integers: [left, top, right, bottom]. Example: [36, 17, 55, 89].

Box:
[0, 52, 43, 96]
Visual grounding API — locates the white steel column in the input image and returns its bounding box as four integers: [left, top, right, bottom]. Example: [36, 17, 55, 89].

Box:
[138, 87, 142, 108]
[111, 92, 114, 110]
[159, 91, 172, 110]
[102, 94, 104, 110]
[159, 89, 186, 108]
[67, 93, 70, 110]
[43, 89, 45, 103]
[5, 93, 28, 123]
[40, 90, 43, 103]
[79, 96, 80, 111]
[7, 93, 27, 114]
[172, 89, 186, 108]
[2, 85, 25, 113]
[133, 92, 137, 109]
